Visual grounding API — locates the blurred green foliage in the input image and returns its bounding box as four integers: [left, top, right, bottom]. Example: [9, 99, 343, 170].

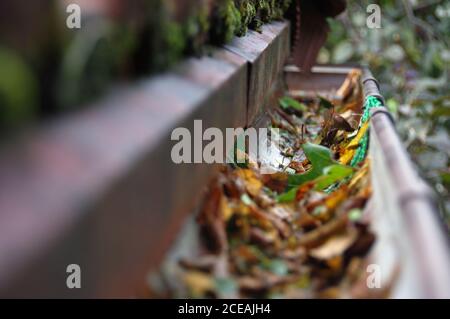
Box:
[0, 47, 38, 126]
[321, 0, 450, 226]
[0, 0, 291, 132]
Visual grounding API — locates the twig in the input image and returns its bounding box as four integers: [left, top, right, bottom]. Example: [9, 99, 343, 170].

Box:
[402, 0, 435, 41]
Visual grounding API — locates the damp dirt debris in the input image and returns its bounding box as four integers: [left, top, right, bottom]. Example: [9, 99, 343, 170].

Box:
[150, 69, 395, 299]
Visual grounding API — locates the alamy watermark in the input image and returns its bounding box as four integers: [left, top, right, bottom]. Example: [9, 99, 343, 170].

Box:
[171, 120, 280, 174]
[366, 4, 382, 29]
[66, 264, 81, 289]
[366, 264, 382, 289]
[63, 3, 384, 30]
[64, 3, 382, 30]
[66, 4, 81, 29]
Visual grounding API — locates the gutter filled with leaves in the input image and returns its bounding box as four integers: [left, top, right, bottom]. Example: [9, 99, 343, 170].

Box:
[151, 68, 396, 298]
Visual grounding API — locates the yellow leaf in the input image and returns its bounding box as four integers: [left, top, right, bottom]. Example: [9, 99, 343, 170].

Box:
[340, 122, 370, 165]
[221, 196, 234, 222]
[325, 187, 348, 211]
[183, 271, 214, 297]
[348, 159, 370, 191]
[235, 169, 263, 196]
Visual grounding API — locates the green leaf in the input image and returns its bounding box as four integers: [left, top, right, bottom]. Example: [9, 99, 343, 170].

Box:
[332, 40, 354, 63]
[314, 165, 354, 190]
[318, 96, 334, 109]
[277, 144, 353, 202]
[440, 172, 450, 187]
[277, 187, 298, 202]
[279, 97, 307, 112]
[264, 259, 288, 276]
[384, 44, 405, 62]
[215, 278, 238, 296]
[386, 98, 399, 115]
[0, 47, 38, 126]
[288, 143, 336, 188]
[432, 106, 450, 118]
[348, 208, 363, 222]
[241, 193, 254, 206]
[227, 132, 249, 168]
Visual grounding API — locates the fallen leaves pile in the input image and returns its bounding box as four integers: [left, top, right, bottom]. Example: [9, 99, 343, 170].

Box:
[155, 70, 392, 298]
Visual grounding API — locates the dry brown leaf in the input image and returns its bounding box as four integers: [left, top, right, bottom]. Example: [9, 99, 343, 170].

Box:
[309, 230, 358, 260]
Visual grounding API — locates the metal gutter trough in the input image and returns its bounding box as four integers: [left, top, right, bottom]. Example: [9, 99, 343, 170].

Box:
[0, 18, 449, 298]
[281, 67, 450, 298]
[152, 65, 450, 298]
[364, 69, 450, 298]
[285, 66, 450, 298]
[290, 68, 450, 298]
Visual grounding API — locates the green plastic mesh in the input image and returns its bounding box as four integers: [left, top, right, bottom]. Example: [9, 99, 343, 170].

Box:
[350, 95, 384, 167]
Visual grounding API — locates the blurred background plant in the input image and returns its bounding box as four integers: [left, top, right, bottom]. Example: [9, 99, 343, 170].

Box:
[320, 0, 450, 227]
[0, 0, 292, 132]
